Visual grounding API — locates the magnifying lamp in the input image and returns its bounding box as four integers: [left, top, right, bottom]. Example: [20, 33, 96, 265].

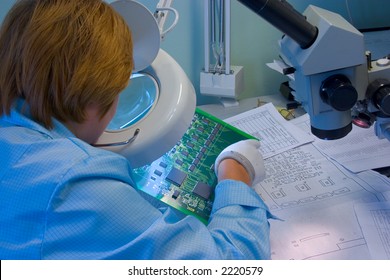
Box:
[94, 0, 196, 168]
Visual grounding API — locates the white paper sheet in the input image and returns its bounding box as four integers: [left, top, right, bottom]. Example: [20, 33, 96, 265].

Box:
[224, 104, 390, 259]
[266, 59, 295, 80]
[224, 103, 314, 159]
[258, 145, 388, 259]
[354, 201, 390, 259]
[292, 114, 390, 173]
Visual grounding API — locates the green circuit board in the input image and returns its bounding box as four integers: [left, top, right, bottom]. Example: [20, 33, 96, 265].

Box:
[133, 108, 256, 224]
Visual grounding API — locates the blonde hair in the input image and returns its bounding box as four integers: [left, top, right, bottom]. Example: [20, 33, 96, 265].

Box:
[0, 0, 133, 128]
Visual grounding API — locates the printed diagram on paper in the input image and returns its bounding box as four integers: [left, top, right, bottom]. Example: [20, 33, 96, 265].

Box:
[224, 103, 390, 260]
[225, 103, 314, 158]
[354, 202, 390, 259]
[256, 145, 386, 260]
[257, 146, 370, 211]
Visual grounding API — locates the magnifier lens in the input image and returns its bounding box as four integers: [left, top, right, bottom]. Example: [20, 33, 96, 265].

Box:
[107, 73, 158, 131]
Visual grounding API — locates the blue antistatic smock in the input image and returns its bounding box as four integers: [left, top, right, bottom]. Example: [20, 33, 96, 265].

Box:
[0, 100, 272, 259]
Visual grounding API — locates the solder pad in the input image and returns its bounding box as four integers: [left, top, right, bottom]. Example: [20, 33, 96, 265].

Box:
[132, 108, 257, 224]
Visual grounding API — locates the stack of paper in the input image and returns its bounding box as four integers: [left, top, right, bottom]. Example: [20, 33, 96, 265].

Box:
[224, 103, 390, 260]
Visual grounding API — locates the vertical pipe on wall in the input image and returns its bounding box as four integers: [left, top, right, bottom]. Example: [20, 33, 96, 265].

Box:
[224, 0, 231, 74]
[204, 0, 210, 72]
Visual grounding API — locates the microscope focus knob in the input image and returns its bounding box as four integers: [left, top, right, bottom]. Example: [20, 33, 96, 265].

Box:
[366, 79, 390, 116]
[375, 87, 390, 116]
[320, 75, 358, 111]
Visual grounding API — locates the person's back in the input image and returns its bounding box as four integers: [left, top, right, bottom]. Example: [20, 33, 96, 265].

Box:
[0, 101, 134, 259]
[0, 0, 273, 260]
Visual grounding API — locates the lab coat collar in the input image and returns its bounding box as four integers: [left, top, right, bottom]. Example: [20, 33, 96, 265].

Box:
[1, 98, 76, 140]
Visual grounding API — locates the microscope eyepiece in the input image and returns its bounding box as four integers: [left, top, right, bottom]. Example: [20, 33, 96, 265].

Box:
[237, 0, 318, 49]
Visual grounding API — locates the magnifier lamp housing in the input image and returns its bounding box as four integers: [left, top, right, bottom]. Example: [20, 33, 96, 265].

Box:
[96, 49, 196, 168]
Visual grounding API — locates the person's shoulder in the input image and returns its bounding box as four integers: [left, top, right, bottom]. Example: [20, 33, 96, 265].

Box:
[61, 136, 131, 169]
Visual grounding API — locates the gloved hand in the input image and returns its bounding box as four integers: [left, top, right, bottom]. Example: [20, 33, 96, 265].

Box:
[214, 139, 266, 186]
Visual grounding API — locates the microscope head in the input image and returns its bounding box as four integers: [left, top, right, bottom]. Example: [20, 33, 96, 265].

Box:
[237, 0, 369, 140]
[279, 5, 368, 139]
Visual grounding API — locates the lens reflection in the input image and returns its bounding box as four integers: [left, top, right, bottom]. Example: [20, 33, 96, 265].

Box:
[107, 73, 158, 131]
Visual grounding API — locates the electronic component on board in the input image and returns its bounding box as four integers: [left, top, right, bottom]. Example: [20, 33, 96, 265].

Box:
[172, 190, 181, 199]
[166, 167, 187, 186]
[193, 182, 212, 200]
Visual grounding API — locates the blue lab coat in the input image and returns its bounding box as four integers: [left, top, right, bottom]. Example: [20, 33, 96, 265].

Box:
[0, 99, 272, 259]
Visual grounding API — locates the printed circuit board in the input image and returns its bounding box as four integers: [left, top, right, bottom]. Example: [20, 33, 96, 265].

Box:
[133, 108, 255, 224]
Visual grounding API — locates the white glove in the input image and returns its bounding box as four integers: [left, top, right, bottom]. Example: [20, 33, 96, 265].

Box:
[214, 139, 266, 186]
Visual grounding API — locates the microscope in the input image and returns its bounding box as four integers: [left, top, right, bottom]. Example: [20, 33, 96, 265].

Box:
[237, 0, 390, 140]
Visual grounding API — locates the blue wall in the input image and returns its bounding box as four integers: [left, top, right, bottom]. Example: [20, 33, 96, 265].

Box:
[1, 0, 390, 105]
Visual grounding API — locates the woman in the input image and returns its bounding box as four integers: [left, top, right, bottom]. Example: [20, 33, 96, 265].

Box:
[0, 0, 272, 259]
